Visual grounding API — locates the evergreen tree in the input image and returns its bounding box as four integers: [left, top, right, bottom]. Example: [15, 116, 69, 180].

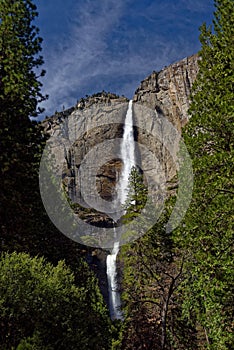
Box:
[0, 0, 47, 251]
[120, 202, 196, 350]
[0, 0, 82, 265]
[0, 252, 111, 350]
[174, 1, 234, 348]
[123, 166, 148, 222]
[120, 169, 193, 349]
[0, 0, 46, 117]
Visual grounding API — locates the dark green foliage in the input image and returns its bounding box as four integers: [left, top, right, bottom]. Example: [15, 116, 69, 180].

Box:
[119, 205, 197, 350]
[174, 1, 234, 348]
[0, 0, 46, 117]
[123, 166, 148, 219]
[0, 0, 83, 266]
[0, 0, 47, 253]
[0, 252, 111, 350]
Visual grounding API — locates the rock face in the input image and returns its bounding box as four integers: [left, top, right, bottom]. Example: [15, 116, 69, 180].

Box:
[42, 93, 129, 227]
[131, 54, 199, 185]
[133, 54, 199, 130]
[42, 56, 199, 224]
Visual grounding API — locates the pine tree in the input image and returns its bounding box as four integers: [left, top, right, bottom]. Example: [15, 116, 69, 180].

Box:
[175, 1, 234, 348]
[0, 0, 46, 182]
[0, 0, 48, 252]
[123, 166, 148, 221]
[0, 0, 83, 266]
[0, 0, 46, 117]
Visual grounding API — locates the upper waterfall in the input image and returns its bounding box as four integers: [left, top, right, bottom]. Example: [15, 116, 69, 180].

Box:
[118, 100, 135, 206]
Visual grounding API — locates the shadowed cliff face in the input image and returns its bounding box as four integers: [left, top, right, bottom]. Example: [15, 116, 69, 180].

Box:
[133, 54, 199, 130]
[42, 55, 198, 224]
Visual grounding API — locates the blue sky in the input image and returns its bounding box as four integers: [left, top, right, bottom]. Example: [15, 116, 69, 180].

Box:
[34, 0, 214, 118]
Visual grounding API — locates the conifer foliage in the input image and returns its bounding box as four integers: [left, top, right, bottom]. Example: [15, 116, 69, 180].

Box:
[0, 0, 47, 250]
[0, 252, 111, 350]
[123, 166, 148, 221]
[0, 0, 46, 117]
[175, 0, 234, 348]
[119, 1, 233, 349]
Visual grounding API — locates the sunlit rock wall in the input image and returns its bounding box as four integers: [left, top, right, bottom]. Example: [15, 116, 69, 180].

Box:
[133, 54, 199, 130]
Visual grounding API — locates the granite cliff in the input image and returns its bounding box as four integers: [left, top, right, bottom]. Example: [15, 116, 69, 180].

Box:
[42, 54, 199, 305]
[133, 54, 199, 130]
[42, 54, 198, 213]
[132, 54, 199, 186]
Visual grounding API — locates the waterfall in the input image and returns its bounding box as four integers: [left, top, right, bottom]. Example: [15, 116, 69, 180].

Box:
[106, 231, 123, 320]
[118, 99, 135, 205]
[106, 100, 135, 320]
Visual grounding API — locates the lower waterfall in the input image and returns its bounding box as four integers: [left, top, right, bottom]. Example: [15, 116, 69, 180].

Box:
[106, 235, 123, 320]
[106, 100, 135, 320]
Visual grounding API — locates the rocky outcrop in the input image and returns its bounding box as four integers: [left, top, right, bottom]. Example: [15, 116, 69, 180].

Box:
[43, 92, 128, 132]
[133, 54, 199, 130]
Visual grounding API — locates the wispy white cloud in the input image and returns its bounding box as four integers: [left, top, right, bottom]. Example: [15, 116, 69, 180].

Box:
[38, 0, 213, 118]
[40, 0, 127, 115]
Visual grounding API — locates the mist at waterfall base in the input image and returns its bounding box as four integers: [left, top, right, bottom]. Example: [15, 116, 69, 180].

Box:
[106, 100, 134, 320]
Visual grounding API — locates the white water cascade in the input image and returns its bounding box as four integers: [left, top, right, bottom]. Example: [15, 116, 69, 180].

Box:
[106, 100, 135, 320]
[106, 231, 123, 320]
[118, 99, 135, 205]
